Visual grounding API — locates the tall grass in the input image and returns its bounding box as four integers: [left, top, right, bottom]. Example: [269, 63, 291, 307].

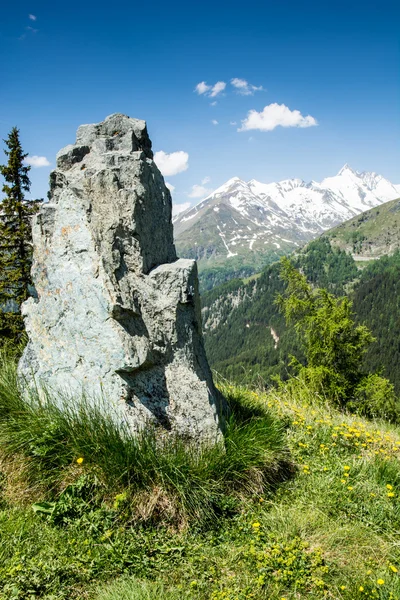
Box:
[0, 353, 291, 525]
[95, 578, 181, 600]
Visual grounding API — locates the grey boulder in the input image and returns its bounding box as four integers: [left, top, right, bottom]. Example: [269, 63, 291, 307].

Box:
[19, 113, 224, 443]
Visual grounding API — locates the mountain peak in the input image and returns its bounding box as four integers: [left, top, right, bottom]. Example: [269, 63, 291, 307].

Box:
[209, 177, 247, 198]
[337, 164, 356, 176]
[174, 165, 400, 277]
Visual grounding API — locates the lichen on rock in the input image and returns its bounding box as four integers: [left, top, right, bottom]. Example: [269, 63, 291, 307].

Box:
[19, 113, 224, 443]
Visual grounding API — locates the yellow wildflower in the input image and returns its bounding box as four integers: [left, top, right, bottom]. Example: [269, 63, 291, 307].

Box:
[359, 586, 364, 592]
[390, 565, 398, 573]
[388, 492, 395, 498]
[76, 457, 84, 464]
[377, 579, 385, 585]
[344, 465, 351, 471]
[386, 484, 393, 490]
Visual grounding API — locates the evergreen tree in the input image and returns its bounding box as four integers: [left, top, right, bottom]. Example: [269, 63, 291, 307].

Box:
[0, 127, 41, 341]
[277, 256, 374, 404]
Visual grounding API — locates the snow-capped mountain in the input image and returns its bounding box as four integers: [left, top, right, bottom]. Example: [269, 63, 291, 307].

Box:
[174, 166, 400, 284]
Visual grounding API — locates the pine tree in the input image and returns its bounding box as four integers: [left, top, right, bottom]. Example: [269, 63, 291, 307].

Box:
[277, 256, 374, 404]
[0, 127, 41, 341]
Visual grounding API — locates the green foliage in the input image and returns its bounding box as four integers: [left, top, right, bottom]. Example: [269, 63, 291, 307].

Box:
[276, 258, 400, 419]
[202, 243, 400, 398]
[199, 264, 257, 293]
[244, 534, 329, 592]
[0, 128, 41, 342]
[352, 250, 400, 393]
[277, 257, 374, 404]
[299, 237, 358, 293]
[350, 374, 400, 422]
[203, 261, 302, 386]
[203, 236, 400, 417]
[202, 237, 359, 387]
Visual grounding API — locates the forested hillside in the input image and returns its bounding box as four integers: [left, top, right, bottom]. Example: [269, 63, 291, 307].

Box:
[353, 253, 400, 390]
[202, 239, 400, 393]
[202, 238, 357, 384]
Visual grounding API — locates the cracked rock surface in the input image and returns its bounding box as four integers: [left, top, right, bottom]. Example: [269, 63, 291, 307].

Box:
[19, 113, 224, 443]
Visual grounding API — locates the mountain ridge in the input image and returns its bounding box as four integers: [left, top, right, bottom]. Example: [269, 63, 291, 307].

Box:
[174, 166, 400, 288]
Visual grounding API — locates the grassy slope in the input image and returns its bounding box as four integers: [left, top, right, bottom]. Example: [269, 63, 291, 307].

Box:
[327, 197, 400, 258]
[2, 378, 400, 599]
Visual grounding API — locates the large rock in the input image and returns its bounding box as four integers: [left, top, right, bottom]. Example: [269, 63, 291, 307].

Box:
[19, 113, 224, 443]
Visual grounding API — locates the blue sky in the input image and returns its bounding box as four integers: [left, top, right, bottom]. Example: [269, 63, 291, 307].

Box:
[1, 0, 399, 213]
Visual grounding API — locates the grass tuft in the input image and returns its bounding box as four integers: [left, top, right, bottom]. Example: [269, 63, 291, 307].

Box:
[0, 353, 290, 526]
[95, 577, 181, 600]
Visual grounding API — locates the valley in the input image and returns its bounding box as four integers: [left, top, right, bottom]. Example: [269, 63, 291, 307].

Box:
[201, 199, 400, 393]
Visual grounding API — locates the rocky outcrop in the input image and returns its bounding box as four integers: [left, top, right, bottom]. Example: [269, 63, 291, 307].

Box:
[19, 113, 224, 443]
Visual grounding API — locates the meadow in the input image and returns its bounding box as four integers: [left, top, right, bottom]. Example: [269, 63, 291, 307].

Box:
[1, 350, 400, 599]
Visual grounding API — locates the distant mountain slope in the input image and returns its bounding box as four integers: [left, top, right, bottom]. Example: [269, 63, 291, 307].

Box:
[202, 238, 357, 386]
[175, 166, 400, 289]
[201, 196, 400, 393]
[327, 196, 400, 259]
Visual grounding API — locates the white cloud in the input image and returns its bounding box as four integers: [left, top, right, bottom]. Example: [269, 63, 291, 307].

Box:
[26, 26, 38, 33]
[239, 103, 318, 132]
[231, 78, 263, 96]
[29, 14, 37, 21]
[211, 120, 219, 125]
[209, 81, 226, 97]
[195, 81, 211, 95]
[24, 155, 50, 168]
[165, 182, 175, 193]
[172, 202, 191, 217]
[194, 81, 226, 98]
[154, 150, 189, 176]
[188, 184, 212, 199]
[210, 101, 217, 106]
[201, 176, 211, 184]
[230, 121, 237, 126]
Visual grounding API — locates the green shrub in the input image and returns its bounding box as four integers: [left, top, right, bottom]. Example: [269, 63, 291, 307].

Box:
[290, 364, 348, 404]
[349, 374, 400, 422]
[276, 258, 400, 419]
